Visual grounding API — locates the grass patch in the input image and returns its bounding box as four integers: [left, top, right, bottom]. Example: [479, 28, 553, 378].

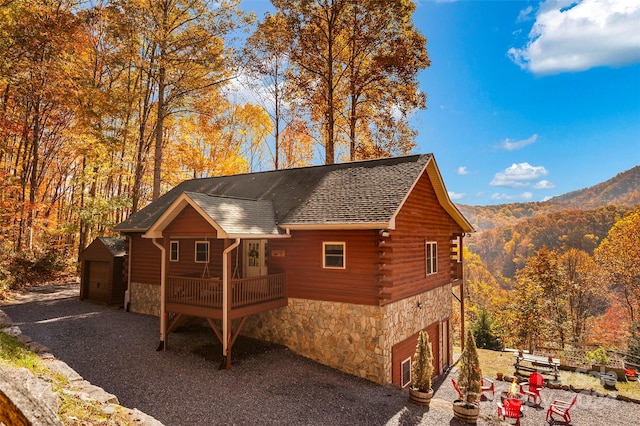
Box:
[0, 333, 134, 425]
[460, 347, 640, 400]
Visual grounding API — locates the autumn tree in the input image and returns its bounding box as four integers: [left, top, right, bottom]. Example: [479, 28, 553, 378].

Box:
[559, 249, 609, 346]
[0, 0, 85, 251]
[341, 0, 428, 160]
[113, 0, 251, 209]
[463, 248, 507, 320]
[242, 12, 292, 169]
[510, 247, 570, 351]
[510, 256, 546, 352]
[168, 92, 272, 184]
[595, 207, 640, 324]
[270, 0, 428, 164]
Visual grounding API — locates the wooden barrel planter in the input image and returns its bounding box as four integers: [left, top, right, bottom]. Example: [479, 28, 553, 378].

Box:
[409, 388, 433, 406]
[452, 400, 480, 424]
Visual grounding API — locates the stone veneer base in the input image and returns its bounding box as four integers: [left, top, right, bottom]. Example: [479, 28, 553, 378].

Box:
[129, 282, 452, 385]
[243, 284, 452, 385]
[129, 282, 160, 316]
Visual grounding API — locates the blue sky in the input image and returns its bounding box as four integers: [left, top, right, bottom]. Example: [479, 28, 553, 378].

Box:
[239, 0, 640, 206]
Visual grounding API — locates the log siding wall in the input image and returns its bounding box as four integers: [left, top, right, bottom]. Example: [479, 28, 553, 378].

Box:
[383, 173, 465, 304]
[268, 230, 379, 305]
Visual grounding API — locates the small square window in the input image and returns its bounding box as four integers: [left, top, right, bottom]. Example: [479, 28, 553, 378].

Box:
[195, 241, 209, 263]
[426, 241, 437, 276]
[323, 242, 345, 269]
[170, 241, 179, 262]
[401, 357, 412, 388]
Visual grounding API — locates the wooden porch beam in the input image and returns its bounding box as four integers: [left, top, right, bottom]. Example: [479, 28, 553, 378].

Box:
[166, 313, 187, 335]
[229, 316, 247, 349]
[207, 318, 223, 344]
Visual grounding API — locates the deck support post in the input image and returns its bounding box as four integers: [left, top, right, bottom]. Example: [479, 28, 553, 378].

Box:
[222, 238, 241, 369]
[152, 238, 167, 350]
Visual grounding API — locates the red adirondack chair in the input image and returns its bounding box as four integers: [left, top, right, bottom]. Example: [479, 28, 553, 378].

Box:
[452, 378, 463, 399]
[498, 397, 522, 425]
[546, 393, 578, 425]
[519, 371, 544, 406]
[481, 376, 495, 400]
[452, 377, 489, 401]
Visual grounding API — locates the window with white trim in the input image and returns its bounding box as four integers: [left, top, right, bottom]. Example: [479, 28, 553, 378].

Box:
[425, 241, 437, 276]
[169, 241, 179, 262]
[401, 357, 412, 388]
[195, 241, 209, 263]
[323, 242, 345, 269]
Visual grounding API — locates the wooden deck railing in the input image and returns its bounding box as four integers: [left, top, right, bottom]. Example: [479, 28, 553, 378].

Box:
[231, 274, 286, 308]
[166, 273, 286, 310]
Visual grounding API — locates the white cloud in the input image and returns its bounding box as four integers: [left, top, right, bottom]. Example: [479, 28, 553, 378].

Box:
[491, 192, 534, 201]
[490, 162, 549, 187]
[533, 179, 556, 189]
[457, 166, 470, 175]
[448, 191, 466, 200]
[517, 5, 535, 22]
[497, 134, 538, 151]
[508, 0, 640, 75]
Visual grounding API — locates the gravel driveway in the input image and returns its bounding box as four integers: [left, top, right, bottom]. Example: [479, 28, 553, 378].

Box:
[2, 281, 639, 425]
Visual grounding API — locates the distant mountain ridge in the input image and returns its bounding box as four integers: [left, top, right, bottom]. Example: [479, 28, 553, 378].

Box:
[457, 165, 640, 232]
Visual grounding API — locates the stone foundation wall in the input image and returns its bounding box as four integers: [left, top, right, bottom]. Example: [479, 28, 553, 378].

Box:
[243, 299, 386, 383]
[129, 282, 160, 316]
[129, 279, 452, 385]
[381, 284, 452, 383]
[243, 284, 452, 385]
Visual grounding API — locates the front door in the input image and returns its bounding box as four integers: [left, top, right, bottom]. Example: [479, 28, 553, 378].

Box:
[244, 239, 268, 278]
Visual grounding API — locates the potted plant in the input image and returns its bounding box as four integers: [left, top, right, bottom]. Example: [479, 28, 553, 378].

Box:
[409, 330, 434, 406]
[453, 330, 482, 424]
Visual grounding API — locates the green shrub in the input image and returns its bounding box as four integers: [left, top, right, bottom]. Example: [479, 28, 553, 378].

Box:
[411, 330, 434, 392]
[472, 308, 502, 351]
[586, 346, 610, 366]
[458, 330, 482, 403]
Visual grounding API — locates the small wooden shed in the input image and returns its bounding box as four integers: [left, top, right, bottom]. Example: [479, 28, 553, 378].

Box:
[80, 237, 127, 306]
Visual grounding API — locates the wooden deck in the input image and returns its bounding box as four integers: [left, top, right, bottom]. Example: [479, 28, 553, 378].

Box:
[166, 273, 287, 320]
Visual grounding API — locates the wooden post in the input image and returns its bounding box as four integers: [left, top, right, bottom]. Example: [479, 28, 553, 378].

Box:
[222, 238, 240, 369]
[460, 234, 465, 351]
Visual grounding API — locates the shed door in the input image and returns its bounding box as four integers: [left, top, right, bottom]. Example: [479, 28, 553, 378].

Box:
[87, 261, 110, 301]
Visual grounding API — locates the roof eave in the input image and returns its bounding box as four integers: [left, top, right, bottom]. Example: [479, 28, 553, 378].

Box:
[280, 222, 389, 231]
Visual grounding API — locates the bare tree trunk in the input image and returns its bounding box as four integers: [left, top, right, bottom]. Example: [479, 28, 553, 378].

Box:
[153, 65, 165, 200]
[325, 18, 335, 165]
[153, 2, 168, 201]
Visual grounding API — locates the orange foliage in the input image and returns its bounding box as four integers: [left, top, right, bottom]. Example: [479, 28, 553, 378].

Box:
[587, 301, 631, 348]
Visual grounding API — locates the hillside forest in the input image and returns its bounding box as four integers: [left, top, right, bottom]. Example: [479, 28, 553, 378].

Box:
[459, 193, 640, 361]
[0, 1, 639, 362]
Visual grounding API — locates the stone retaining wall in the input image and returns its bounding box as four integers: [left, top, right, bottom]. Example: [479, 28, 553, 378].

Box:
[0, 309, 163, 426]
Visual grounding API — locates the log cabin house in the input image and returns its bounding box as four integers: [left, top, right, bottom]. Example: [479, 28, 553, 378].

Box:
[114, 154, 473, 386]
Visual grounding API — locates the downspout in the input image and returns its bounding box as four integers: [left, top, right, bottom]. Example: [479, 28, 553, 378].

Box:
[222, 238, 241, 365]
[152, 238, 166, 351]
[124, 236, 132, 312]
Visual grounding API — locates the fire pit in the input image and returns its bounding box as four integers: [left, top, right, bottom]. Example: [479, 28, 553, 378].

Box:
[500, 379, 524, 404]
[500, 391, 524, 404]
